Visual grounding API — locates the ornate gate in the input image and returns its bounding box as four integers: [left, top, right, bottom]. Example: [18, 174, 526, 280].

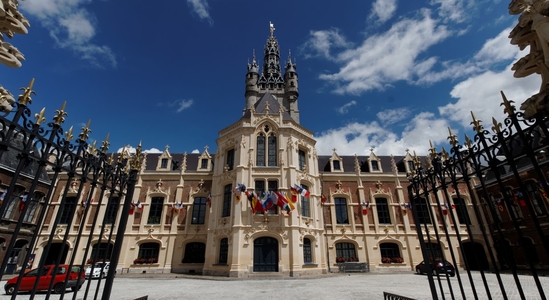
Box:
[0, 79, 142, 299]
[408, 96, 548, 299]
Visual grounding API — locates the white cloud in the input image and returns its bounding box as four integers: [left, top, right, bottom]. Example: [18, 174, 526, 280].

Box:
[187, 0, 213, 26]
[376, 108, 410, 125]
[20, 0, 116, 67]
[176, 99, 194, 113]
[430, 0, 467, 23]
[337, 101, 357, 114]
[191, 149, 200, 154]
[369, 0, 398, 23]
[301, 28, 351, 61]
[313, 9, 451, 94]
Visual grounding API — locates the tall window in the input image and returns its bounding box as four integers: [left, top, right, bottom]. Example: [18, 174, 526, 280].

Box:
[222, 185, 232, 217]
[333, 160, 340, 170]
[407, 160, 414, 172]
[301, 184, 310, 218]
[336, 242, 356, 261]
[256, 134, 265, 167]
[525, 181, 548, 216]
[453, 197, 471, 224]
[371, 161, 379, 171]
[91, 243, 113, 261]
[380, 243, 401, 261]
[425, 243, 443, 261]
[256, 127, 277, 167]
[201, 159, 208, 169]
[298, 150, 306, 171]
[376, 198, 391, 224]
[334, 197, 349, 224]
[59, 196, 77, 225]
[303, 238, 312, 263]
[147, 197, 164, 224]
[226, 149, 235, 171]
[182, 242, 206, 263]
[138, 243, 159, 262]
[413, 198, 432, 224]
[218, 238, 228, 265]
[161, 159, 168, 169]
[104, 196, 120, 224]
[191, 197, 207, 224]
[254, 180, 278, 214]
[23, 196, 40, 224]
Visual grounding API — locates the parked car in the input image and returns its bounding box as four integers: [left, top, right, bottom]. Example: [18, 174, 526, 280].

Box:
[415, 260, 456, 277]
[85, 261, 110, 279]
[4, 264, 85, 295]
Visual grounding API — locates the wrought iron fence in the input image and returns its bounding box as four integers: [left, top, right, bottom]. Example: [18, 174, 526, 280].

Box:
[0, 79, 142, 300]
[408, 94, 548, 300]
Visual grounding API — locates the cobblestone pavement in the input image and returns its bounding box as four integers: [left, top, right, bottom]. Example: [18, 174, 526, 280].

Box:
[0, 271, 547, 300]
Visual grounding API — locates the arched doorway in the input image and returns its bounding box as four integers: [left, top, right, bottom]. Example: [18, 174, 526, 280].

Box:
[253, 237, 278, 272]
[496, 239, 515, 269]
[43, 243, 69, 265]
[462, 242, 489, 270]
[90, 242, 114, 262]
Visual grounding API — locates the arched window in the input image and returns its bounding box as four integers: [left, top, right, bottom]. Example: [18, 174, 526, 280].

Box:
[424, 242, 443, 261]
[335, 242, 356, 262]
[191, 197, 207, 224]
[182, 242, 206, 263]
[218, 238, 229, 264]
[380, 243, 401, 263]
[303, 238, 312, 263]
[413, 198, 432, 224]
[23, 193, 42, 224]
[256, 125, 277, 167]
[256, 133, 266, 167]
[301, 184, 310, 218]
[138, 243, 159, 263]
[91, 242, 113, 262]
[334, 197, 349, 224]
[222, 185, 232, 217]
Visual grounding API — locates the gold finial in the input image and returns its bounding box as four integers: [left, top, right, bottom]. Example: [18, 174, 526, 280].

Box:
[34, 107, 46, 125]
[87, 141, 97, 155]
[413, 151, 421, 169]
[79, 120, 92, 141]
[491, 117, 502, 134]
[441, 147, 450, 161]
[53, 101, 68, 126]
[101, 133, 110, 153]
[470, 111, 483, 133]
[500, 91, 516, 116]
[18, 78, 36, 106]
[429, 140, 437, 159]
[108, 153, 114, 165]
[447, 127, 458, 147]
[464, 134, 473, 149]
[131, 141, 143, 170]
[65, 126, 74, 142]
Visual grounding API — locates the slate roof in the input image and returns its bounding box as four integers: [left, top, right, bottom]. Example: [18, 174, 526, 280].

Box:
[241, 92, 295, 122]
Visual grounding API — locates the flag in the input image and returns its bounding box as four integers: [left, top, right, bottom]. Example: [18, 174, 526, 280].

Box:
[293, 184, 309, 198]
[82, 198, 93, 209]
[136, 201, 143, 210]
[284, 192, 295, 212]
[246, 191, 259, 213]
[254, 192, 265, 213]
[361, 201, 369, 215]
[262, 191, 276, 211]
[206, 193, 212, 207]
[19, 193, 28, 212]
[0, 191, 5, 205]
[172, 202, 183, 214]
[442, 203, 448, 215]
[321, 194, 327, 203]
[129, 202, 135, 215]
[233, 183, 246, 202]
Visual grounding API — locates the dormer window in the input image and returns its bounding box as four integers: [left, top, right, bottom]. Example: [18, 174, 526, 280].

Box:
[407, 161, 414, 172]
[333, 160, 341, 170]
[201, 159, 208, 169]
[161, 159, 168, 169]
[371, 161, 379, 171]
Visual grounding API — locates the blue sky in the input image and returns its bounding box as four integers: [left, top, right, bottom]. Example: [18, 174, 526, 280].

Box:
[0, 0, 539, 156]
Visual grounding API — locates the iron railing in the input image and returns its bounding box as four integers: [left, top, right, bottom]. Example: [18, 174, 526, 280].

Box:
[0, 79, 142, 300]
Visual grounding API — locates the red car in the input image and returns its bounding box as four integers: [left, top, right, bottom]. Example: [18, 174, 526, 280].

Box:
[4, 264, 85, 295]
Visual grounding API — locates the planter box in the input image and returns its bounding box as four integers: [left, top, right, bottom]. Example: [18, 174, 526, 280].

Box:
[338, 262, 369, 273]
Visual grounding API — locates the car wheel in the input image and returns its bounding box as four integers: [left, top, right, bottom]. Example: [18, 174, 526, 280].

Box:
[5, 284, 15, 295]
[53, 283, 65, 294]
[415, 268, 422, 274]
[71, 285, 82, 292]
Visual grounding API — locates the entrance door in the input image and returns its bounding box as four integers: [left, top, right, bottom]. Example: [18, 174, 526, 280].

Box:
[43, 243, 69, 265]
[253, 237, 278, 272]
[462, 242, 489, 270]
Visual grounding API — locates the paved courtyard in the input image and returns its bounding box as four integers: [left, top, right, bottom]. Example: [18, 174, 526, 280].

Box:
[0, 271, 547, 300]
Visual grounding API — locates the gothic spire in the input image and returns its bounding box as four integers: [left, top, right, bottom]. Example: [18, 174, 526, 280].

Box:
[258, 22, 284, 87]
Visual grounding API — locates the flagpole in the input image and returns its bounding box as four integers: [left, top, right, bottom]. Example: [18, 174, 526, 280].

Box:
[320, 173, 331, 273]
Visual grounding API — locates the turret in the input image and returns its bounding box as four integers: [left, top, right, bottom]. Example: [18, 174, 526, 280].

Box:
[245, 50, 259, 111]
[284, 50, 299, 122]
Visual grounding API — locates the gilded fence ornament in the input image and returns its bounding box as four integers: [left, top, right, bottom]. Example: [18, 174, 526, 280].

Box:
[413, 151, 422, 169]
[470, 112, 483, 134]
[17, 78, 34, 106]
[79, 120, 91, 141]
[53, 101, 67, 126]
[429, 140, 437, 159]
[441, 148, 450, 161]
[101, 133, 110, 153]
[65, 126, 74, 142]
[491, 117, 503, 134]
[464, 134, 473, 149]
[87, 141, 97, 156]
[500, 91, 516, 116]
[34, 107, 46, 125]
[108, 153, 114, 165]
[131, 142, 143, 170]
[447, 127, 458, 147]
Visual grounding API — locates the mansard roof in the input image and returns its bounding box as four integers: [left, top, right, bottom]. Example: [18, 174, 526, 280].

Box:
[318, 155, 408, 173]
[144, 152, 216, 172]
[241, 92, 294, 122]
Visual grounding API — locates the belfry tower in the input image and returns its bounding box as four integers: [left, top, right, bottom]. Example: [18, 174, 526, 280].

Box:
[245, 22, 300, 123]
